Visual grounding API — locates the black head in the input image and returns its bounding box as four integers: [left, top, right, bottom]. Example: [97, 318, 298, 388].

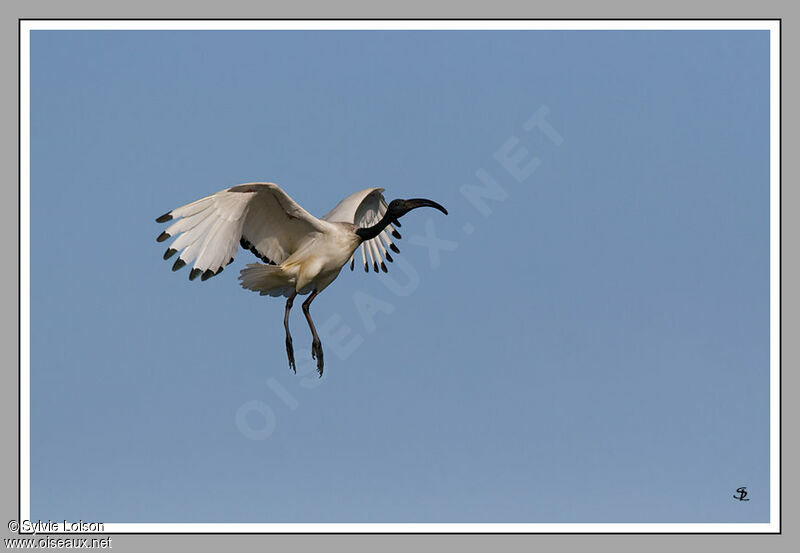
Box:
[386, 198, 448, 218]
[355, 197, 447, 242]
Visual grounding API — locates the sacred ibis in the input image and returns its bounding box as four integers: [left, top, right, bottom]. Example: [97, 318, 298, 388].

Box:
[155, 183, 447, 376]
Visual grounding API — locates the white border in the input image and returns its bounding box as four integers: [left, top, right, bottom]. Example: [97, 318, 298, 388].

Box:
[19, 19, 780, 534]
[20, 19, 31, 528]
[18, 20, 783, 31]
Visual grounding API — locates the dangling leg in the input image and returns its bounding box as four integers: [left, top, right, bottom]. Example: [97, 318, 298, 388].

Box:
[284, 291, 297, 373]
[301, 289, 324, 376]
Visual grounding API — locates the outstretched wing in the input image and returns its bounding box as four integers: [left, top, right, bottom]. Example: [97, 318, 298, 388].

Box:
[155, 183, 326, 281]
[322, 187, 401, 273]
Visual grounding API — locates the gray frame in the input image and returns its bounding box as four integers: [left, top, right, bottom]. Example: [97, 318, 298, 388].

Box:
[3, 2, 792, 551]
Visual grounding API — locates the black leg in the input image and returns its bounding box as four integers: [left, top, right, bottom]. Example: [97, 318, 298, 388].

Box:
[284, 292, 297, 373]
[301, 290, 324, 376]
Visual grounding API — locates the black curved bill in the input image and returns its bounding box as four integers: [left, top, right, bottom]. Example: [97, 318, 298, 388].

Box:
[407, 198, 448, 215]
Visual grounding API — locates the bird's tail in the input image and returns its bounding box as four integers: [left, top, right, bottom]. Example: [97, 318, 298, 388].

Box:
[238, 264, 296, 297]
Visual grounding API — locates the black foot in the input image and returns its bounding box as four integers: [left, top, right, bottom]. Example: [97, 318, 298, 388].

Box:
[285, 336, 296, 373]
[311, 339, 324, 377]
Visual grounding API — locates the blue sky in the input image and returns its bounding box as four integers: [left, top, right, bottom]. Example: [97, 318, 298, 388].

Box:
[29, 29, 770, 523]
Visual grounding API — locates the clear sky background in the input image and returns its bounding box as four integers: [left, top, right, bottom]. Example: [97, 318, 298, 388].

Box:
[29, 30, 770, 523]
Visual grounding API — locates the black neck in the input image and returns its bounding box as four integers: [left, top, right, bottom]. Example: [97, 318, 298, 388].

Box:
[355, 211, 396, 242]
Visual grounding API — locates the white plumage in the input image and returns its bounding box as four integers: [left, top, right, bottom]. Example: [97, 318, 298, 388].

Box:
[156, 182, 447, 375]
[322, 187, 402, 273]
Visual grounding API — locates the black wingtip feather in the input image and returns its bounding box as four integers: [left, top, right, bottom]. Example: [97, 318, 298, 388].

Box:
[350, 259, 355, 271]
[380, 262, 388, 273]
[172, 258, 186, 271]
[155, 212, 173, 223]
[156, 231, 170, 243]
[393, 219, 402, 228]
[390, 244, 400, 254]
[392, 230, 401, 239]
[189, 268, 202, 281]
[373, 261, 379, 273]
[241, 237, 275, 265]
[364, 263, 369, 273]
[227, 257, 234, 265]
[200, 269, 214, 281]
[163, 248, 177, 260]
[385, 252, 393, 262]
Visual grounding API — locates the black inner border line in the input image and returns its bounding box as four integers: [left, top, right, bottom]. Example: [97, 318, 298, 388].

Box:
[17, 17, 782, 536]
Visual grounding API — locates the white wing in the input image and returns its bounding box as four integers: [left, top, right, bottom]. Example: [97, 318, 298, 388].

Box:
[322, 187, 401, 273]
[156, 183, 326, 281]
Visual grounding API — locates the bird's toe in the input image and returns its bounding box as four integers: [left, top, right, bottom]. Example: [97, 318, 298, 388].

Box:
[285, 337, 296, 373]
[311, 340, 324, 377]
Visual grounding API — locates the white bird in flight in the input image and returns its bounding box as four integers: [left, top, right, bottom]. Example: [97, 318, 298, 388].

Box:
[155, 183, 448, 376]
